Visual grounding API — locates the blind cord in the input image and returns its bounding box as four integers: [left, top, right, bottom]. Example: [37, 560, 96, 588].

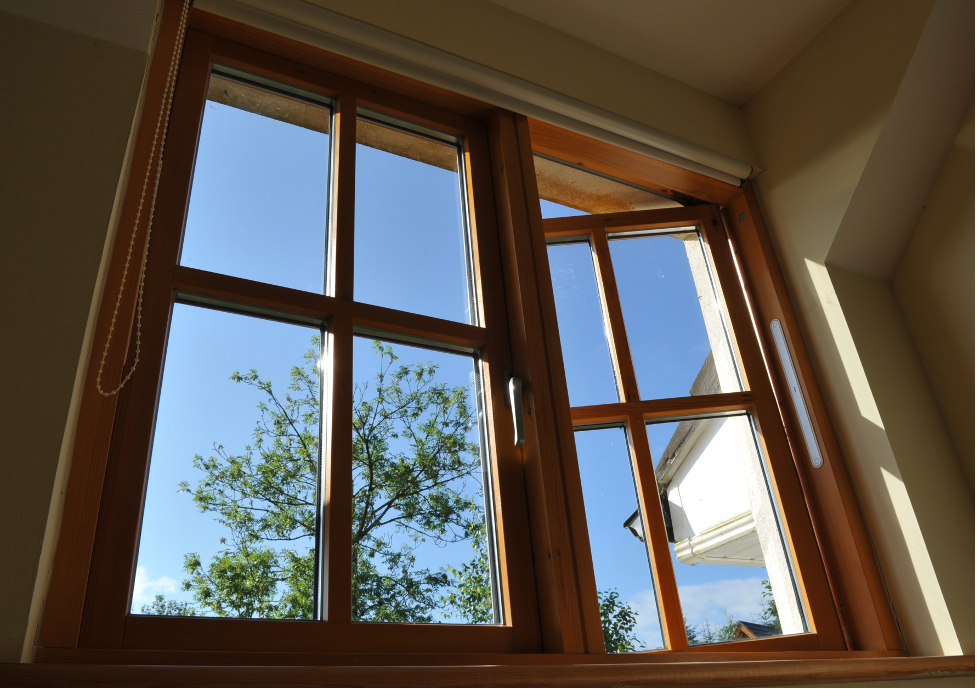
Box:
[96, 0, 192, 397]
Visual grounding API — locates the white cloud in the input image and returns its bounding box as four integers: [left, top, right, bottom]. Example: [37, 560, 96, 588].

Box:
[131, 566, 179, 606]
[677, 576, 766, 626]
[626, 576, 768, 645]
[628, 588, 665, 650]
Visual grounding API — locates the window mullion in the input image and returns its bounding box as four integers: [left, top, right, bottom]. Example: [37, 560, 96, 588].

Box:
[330, 91, 357, 301]
[321, 89, 357, 623]
[626, 411, 688, 650]
[590, 230, 641, 403]
[322, 309, 354, 623]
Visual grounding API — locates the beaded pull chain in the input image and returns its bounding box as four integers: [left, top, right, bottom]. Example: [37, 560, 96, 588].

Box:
[96, 0, 192, 397]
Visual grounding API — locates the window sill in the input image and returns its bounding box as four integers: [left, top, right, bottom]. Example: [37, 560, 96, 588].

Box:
[8, 653, 972, 686]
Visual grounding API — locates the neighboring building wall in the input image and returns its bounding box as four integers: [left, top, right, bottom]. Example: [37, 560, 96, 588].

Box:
[744, 0, 972, 656]
[0, 9, 150, 662]
[891, 106, 975, 489]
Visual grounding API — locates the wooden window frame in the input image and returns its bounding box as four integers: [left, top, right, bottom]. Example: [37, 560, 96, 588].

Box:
[32, 0, 908, 670]
[541, 204, 839, 652]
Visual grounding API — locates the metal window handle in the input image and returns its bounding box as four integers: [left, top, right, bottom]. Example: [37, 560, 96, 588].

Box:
[507, 375, 525, 447]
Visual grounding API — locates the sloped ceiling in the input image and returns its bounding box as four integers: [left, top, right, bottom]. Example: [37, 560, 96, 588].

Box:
[486, 0, 854, 105]
[0, 0, 159, 53]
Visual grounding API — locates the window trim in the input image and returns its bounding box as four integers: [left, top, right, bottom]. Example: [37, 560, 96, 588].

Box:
[32, 0, 905, 665]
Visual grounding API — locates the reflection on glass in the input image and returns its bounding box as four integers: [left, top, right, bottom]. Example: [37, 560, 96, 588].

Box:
[351, 337, 497, 624]
[547, 242, 619, 407]
[133, 304, 321, 618]
[647, 414, 807, 645]
[181, 71, 331, 293]
[534, 155, 682, 214]
[575, 427, 664, 651]
[354, 114, 472, 324]
[608, 231, 741, 400]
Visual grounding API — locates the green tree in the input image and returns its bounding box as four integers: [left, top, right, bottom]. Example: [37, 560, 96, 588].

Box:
[685, 611, 737, 645]
[758, 579, 782, 633]
[140, 594, 195, 616]
[350, 341, 486, 622]
[438, 505, 493, 624]
[152, 337, 490, 622]
[597, 589, 642, 653]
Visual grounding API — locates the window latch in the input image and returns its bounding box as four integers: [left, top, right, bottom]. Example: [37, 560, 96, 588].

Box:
[505, 373, 525, 447]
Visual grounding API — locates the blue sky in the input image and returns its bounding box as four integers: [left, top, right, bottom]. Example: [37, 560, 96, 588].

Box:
[133, 88, 780, 640]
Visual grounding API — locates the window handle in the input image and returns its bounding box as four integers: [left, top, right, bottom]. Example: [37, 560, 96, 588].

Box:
[506, 374, 526, 447]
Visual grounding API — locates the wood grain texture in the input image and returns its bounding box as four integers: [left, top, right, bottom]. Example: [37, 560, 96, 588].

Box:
[513, 115, 607, 655]
[527, 119, 741, 207]
[721, 185, 903, 651]
[35, 3, 204, 649]
[570, 393, 753, 426]
[590, 231, 639, 402]
[542, 207, 703, 238]
[9, 655, 971, 686]
[331, 92, 356, 302]
[695, 205, 845, 651]
[463, 121, 542, 652]
[121, 616, 514, 654]
[322, 313, 353, 624]
[488, 111, 603, 653]
[32, 645, 907, 667]
[627, 414, 687, 649]
[77, 29, 214, 650]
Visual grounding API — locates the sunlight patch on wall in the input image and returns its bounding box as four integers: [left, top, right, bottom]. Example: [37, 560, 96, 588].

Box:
[804, 258, 883, 427]
[880, 467, 962, 656]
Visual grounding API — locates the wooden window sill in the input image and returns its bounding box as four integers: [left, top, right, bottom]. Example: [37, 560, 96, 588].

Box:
[5, 654, 972, 686]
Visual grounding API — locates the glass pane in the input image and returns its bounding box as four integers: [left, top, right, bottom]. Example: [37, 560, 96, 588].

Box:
[647, 414, 807, 645]
[351, 336, 497, 624]
[608, 231, 742, 400]
[540, 198, 588, 219]
[534, 154, 683, 214]
[181, 71, 332, 293]
[575, 427, 664, 651]
[133, 304, 321, 619]
[547, 242, 619, 407]
[354, 114, 472, 324]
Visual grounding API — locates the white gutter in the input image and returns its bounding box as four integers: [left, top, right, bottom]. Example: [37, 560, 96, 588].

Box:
[194, 0, 752, 186]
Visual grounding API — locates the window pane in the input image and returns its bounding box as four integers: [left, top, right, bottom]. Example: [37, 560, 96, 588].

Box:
[354, 114, 473, 324]
[351, 336, 498, 624]
[608, 231, 742, 400]
[180, 71, 332, 293]
[647, 414, 807, 645]
[547, 242, 619, 407]
[133, 304, 321, 619]
[575, 427, 664, 651]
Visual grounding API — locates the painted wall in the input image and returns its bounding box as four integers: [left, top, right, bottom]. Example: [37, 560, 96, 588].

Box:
[892, 106, 975, 488]
[744, 0, 972, 656]
[0, 10, 149, 663]
[304, 0, 760, 167]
